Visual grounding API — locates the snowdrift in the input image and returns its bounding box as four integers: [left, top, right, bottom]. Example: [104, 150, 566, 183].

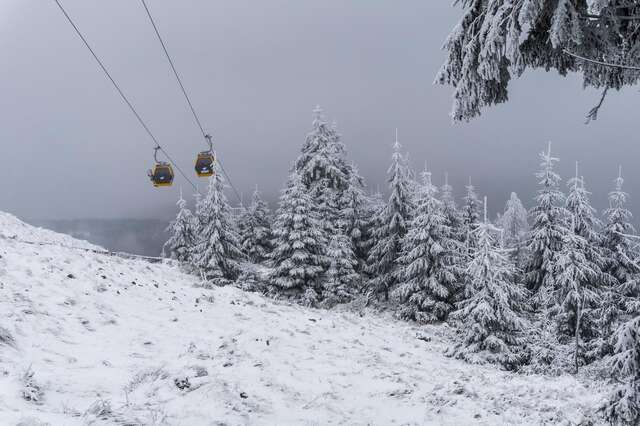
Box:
[0, 213, 607, 425]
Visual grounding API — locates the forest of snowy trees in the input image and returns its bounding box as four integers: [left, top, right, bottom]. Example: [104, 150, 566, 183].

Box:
[163, 108, 640, 425]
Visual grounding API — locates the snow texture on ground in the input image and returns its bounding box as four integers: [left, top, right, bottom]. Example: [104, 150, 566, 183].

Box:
[0, 213, 608, 425]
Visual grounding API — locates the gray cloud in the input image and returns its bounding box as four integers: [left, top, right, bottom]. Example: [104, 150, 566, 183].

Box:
[0, 1, 636, 222]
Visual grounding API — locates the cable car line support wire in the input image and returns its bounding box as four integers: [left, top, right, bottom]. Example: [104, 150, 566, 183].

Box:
[140, 0, 243, 204]
[52, 0, 200, 194]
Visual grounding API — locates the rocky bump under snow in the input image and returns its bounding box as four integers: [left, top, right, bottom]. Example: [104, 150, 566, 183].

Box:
[0, 214, 608, 425]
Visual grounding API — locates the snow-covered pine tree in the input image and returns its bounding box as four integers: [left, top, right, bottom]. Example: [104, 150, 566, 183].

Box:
[293, 107, 366, 268]
[340, 166, 371, 270]
[370, 186, 385, 212]
[294, 107, 351, 237]
[500, 192, 529, 248]
[329, 119, 352, 186]
[525, 143, 569, 302]
[361, 188, 385, 277]
[311, 178, 340, 242]
[163, 191, 197, 263]
[394, 168, 462, 323]
[462, 177, 481, 256]
[566, 166, 602, 248]
[192, 191, 203, 233]
[604, 168, 640, 303]
[449, 197, 527, 369]
[499, 192, 529, 266]
[236, 204, 251, 253]
[366, 135, 414, 301]
[598, 167, 640, 356]
[239, 187, 273, 263]
[441, 172, 465, 245]
[193, 171, 245, 283]
[295, 106, 349, 191]
[323, 227, 360, 306]
[605, 167, 640, 303]
[603, 315, 640, 426]
[270, 171, 325, 301]
[553, 171, 604, 371]
[563, 167, 610, 361]
[553, 221, 600, 372]
[404, 153, 420, 204]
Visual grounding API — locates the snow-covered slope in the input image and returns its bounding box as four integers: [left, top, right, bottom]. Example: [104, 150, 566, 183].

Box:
[0, 213, 101, 251]
[0, 214, 608, 425]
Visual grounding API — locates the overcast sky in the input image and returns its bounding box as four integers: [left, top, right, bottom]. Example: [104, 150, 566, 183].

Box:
[1, 0, 638, 222]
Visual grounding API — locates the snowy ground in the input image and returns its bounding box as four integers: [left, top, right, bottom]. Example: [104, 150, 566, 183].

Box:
[0, 212, 609, 425]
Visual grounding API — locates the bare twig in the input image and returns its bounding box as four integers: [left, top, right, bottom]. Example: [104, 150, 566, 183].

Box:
[585, 87, 609, 124]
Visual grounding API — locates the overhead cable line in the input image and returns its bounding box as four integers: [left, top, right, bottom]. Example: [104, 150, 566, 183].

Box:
[140, 0, 243, 204]
[563, 49, 640, 71]
[52, 0, 199, 193]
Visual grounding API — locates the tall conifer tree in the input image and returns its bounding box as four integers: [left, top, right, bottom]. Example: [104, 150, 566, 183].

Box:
[193, 170, 244, 282]
[270, 172, 326, 298]
[323, 227, 360, 305]
[239, 187, 273, 263]
[449, 197, 527, 369]
[498, 192, 529, 266]
[462, 177, 481, 255]
[366, 132, 413, 301]
[603, 316, 640, 426]
[394, 168, 462, 322]
[164, 191, 197, 263]
[525, 143, 569, 302]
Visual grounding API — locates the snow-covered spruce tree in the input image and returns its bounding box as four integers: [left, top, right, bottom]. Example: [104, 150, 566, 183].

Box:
[293, 108, 367, 271]
[437, 0, 640, 122]
[525, 144, 569, 303]
[362, 188, 385, 277]
[340, 166, 372, 270]
[369, 187, 385, 213]
[163, 191, 197, 263]
[394, 169, 462, 323]
[440, 173, 465, 245]
[566, 168, 602, 248]
[295, 107, 351, 232]
[567, 167, 615, 347]
[551, 185, 603, 372]
[462, 178, 481, 256]
[449, 197, 527, 369]
[553, 210, 600, 372]
[597, 168, 640, 356]
[193, 171, 244, 284]
[322, 227, 360, 306]
[604, 168, 640, 305]
[366, 136, 414, 301]
[295, 107, 349, 190]
[498, 192, 529, 266]
[603, 316, 640, 426]
[311, 178, 340, 242]
[192, 191, 203, 233]
[269, 171, 325, 302]
[239, 187, 273, 263]
[236, 204, 251, 252]
[404, 153, 420, 204]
